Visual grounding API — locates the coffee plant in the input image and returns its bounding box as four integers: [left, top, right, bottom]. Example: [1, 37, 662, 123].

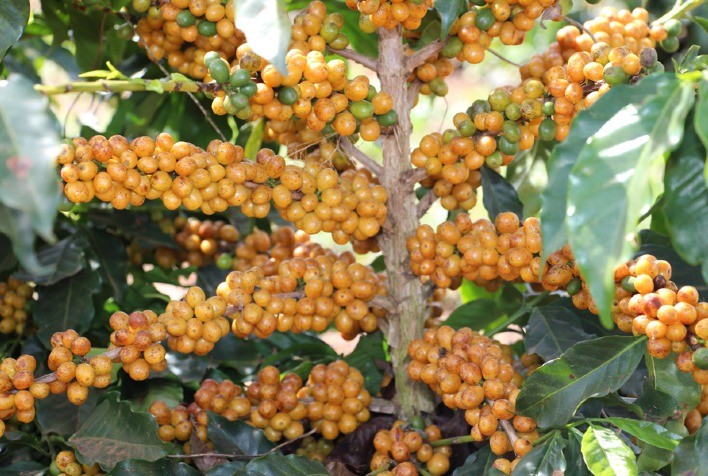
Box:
[0, 0, 706, 474]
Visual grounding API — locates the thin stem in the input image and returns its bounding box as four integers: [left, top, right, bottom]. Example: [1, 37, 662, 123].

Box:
[403, 168, 429, 187]
[429, 434, 476, 447]
[337, 137, 383, 176]
[653, 0, 706, 24]
[366, 463, 392, 476]
[531, 429, 559, 447]
[416, 190, 437, 219]
[24, 347, 122, 388]
[563, 16, 597, 43]
[405, 39, 446, 74]
[35, 79, 223, 96]
[335, 48, 378, 71]
[487, 48, 522, 68]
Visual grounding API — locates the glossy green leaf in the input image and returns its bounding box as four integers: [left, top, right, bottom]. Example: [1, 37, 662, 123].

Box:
[567, 74, 693, 326]
[481, 166, 523, 220]
[0, 75, 61, 273]
[540, 75, 675, 273]
[663, 121, 708, 283]
[69, 392, 169, 471]
[234, 452, 328, 476]
[565, 430, 593, 476]
[671, 418, 707, 476]
[644, 353, 701, 415]
[235, 0, 291, 73]
[36, 391, 101, 437]
[509, 141, 552, 218]
[132, 379, 184, 413]
[600, 418, 681, 450]
[452, 446, 500, 475]
[525, 306, 595, 361]
[581, 424, 638, 476]
[345, 331, 387, 394]
[511, 431, 566, 476]
[0, 0, 30, 62]
[13, 236, 84, 285]
[34, 269, 101, 345]
[107, 459, 201, 476]
[0, 460, 45, 475]
[516, 336, 646, 428]
[85, 228, 128, 300]
[446, 298, 504, 331]
[0, 234, 17, 272]
[435, 0, 465, 38]
[207, 461, 248, 476]
[207, 413, 275, 456]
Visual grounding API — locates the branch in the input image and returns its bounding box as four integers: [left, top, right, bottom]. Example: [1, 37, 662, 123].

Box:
[487, 48, 522, 68]
[562, 16, 597, 43]
[486, 398, 519, 448]
[338, 137, 383, 176]
[405, 39, 446, 74]
[335, 48, 378, 71]
[402, 167, 429, 188]
[416, 190, 436, 219]
[35, 79, 223, 96]
[370, 295, 396, 314]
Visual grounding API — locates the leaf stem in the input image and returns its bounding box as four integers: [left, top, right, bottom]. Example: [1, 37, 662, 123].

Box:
[653, 0, 706, 24]
[429, 434, 476, 447]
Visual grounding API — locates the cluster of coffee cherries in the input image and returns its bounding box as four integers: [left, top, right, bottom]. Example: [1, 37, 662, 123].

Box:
[408, 54, 455, 98]
[294, 436, 334, 462]
[216, 235, 387, 340]
[370, 421, 452, 476]
[150, 361, 371, 449]
[685, 386, 708, 435]
[297, 361, 372, 440]
[109, 310, 169, 379]
[407, 326, 539, 472]
[148, 216, 240, 269]
[53, 449, 103, 476]
[0, 354, 45, 437]
[345, 0, 432, 31]
[0, 277, 33, 335]
[57, 135, 388, 248]
[149, 378, 251, 450]
[134, 0, 246, 80]
[408, 212, 579, 292]
[611, 255, 708, 385]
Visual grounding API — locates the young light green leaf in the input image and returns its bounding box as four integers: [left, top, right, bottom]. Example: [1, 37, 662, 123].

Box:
[511, 431, 566, 476]
[244, 117, 264, 160]
[69, 393, 169, 471]
[581, 424, 638, 476]
[601, 418, 681, 450]
[516, 336, 646, 428]
[540, 74, 676, 275]
[235, 0, 291, 74]
[567, 75, 693, 326]
[525, 306, 596, 361]
[0, 0, 30, 62]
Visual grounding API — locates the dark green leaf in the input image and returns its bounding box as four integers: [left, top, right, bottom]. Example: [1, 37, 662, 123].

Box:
[13, 236, 84, 285]
[663, 120, 708, 283]
[0, 75, 61, 273]
[234, 452, 328, 476]
[516, 336, 646, 428]
[565, 430, 593, 476]
[0, 0, 30, 62]
[0, 460, 45, 475]
[601, 418, 681, 450]
[435, 0, 464, 38]
[69, 392, 169, 471]
[0, 234, 17, 273]
[345, 331, 387, 394]
[207, 413, 275, 456]
[481, 166, 523, 220]
[34, 269, 101, 345]
[108, 459, 201, 476]
[207, 461, 248, 475]
[567, 74, 693, 326]
[370, 255, 385, 272]
[132, 379, 184, 413]
[671, 418, 707, 476]
[506, 139, 553, 218]
[85, 228, 128, 300]
[644, 353, 701, 415]
[511, 431, 566, 476]
[525, 306, 596, 361]
[540, 75, 675, 272]
[581, 424, 638, 476]
[235, 0, 291, 73]
[197, 263, 230, 298]
[36, 390, 101, 437]
[446, 299, 504, 331]
[452, 446, 497, 475]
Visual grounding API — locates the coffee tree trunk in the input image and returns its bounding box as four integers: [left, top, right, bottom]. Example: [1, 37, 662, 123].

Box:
[377, 26, 433, 417]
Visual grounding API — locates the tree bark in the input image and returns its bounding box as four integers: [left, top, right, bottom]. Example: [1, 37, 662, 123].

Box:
[376, 26, 433, 418]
